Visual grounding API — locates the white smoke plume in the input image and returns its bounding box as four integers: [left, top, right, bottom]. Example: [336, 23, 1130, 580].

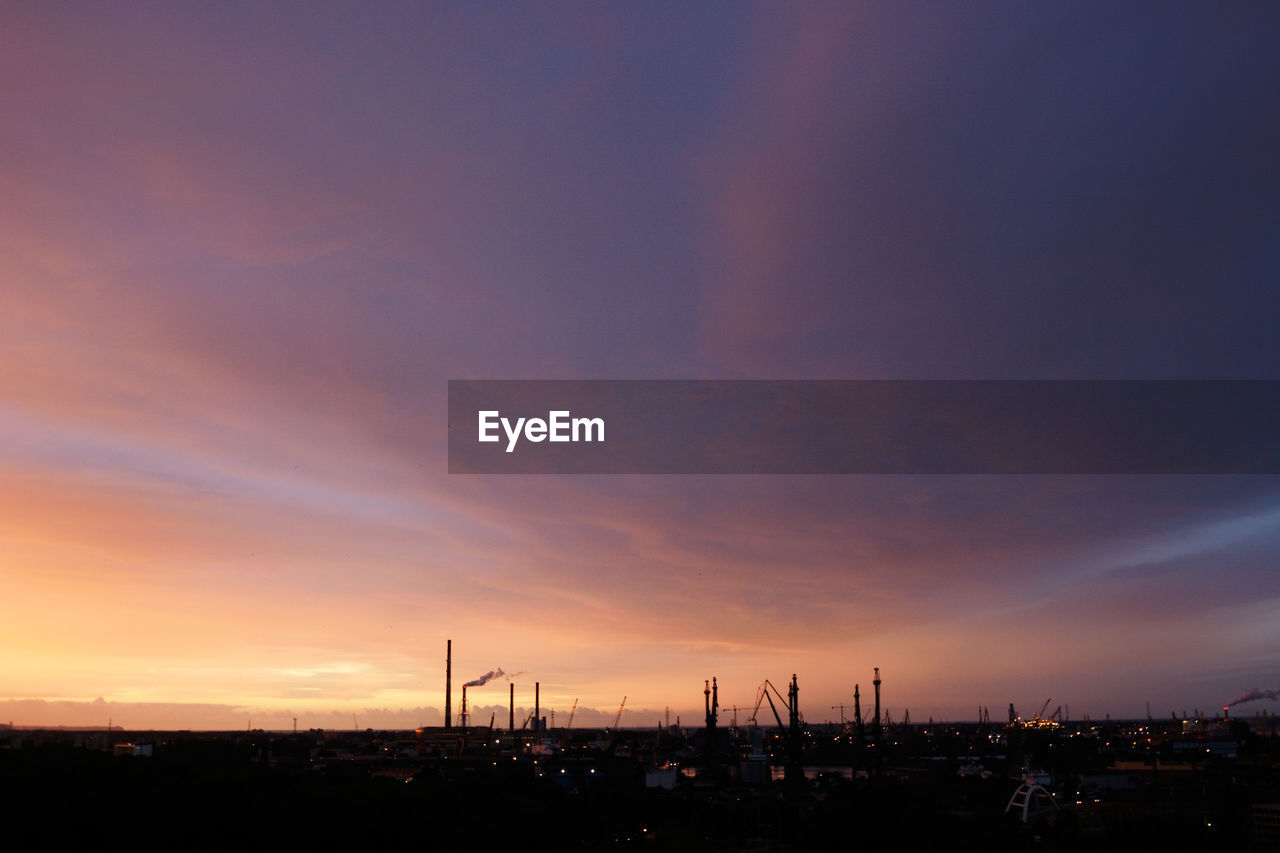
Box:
[1227, 687, 1280, 707]
[463, 668, 505, 688]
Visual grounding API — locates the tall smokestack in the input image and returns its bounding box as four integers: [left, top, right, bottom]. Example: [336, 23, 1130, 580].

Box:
[535, 682, 540, 733]
[509, 683, 515, 730]
[854, 683, 864, 744]
[788, 674, 799, 731]
[785, 674, 802, 786]
[445, 639, 452, 728]
[873, 667, 882, 741]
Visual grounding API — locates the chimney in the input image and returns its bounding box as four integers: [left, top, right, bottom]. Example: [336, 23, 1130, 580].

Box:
[854, 683, 864, 744]
[535, 682, 540, 733]
[873, 667, 882, 740]
[445, 639, 452, 728]
[509, 683, 515, 730]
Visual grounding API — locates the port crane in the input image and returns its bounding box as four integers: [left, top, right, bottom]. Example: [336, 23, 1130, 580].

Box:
[750, 676, 806, 786]
[750, 679, 790, 730]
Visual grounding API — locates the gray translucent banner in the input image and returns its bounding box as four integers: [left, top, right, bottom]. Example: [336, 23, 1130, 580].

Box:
[448, 380, 1280, 474]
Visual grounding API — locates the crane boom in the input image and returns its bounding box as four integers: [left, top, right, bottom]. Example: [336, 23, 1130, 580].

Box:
[763, 689, 786, 732]
[567, 698, 578, 729]
[613, 696, 627, 729]
[751, 679, 791, 731]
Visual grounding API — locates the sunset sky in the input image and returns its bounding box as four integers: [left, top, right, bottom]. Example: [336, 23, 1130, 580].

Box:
[2, 3, 1278, 730]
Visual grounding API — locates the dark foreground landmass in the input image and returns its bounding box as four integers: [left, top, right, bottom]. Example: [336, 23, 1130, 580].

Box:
[2, 717, 1277, 851]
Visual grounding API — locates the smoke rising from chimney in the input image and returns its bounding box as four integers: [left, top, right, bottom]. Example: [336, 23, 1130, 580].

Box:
[464, 668, 506, 688]
[1228, 687, 1279, 707]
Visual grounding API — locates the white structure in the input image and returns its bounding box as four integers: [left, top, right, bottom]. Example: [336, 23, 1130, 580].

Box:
[1004, 782, 1060, 824]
